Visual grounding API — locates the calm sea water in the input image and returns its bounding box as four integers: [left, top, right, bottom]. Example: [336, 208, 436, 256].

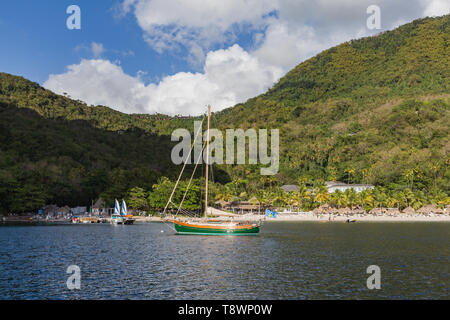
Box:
[0, 222, 448, 299]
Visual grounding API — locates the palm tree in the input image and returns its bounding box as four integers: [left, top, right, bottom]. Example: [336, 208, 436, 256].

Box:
[410, 190, 426, 210]
[259, 190, 271, 211]
[361, 168, 368, 184]
[346, 167, 355, 184]
[392, 191, 407, 210]
[313, 185, 330, 207]
[432, 191, 449, 209]
[373, 187, 388, 209]
[284, 192, 295, 212]
[252, 190, 266, 214]
[214, 185, 234, 203]
[430, 162, 440, 190]
[385, 192, 397, 208]
[344, 189, 358, 210]
[402, 188, 415, 208]
[292, 185, 311, 213]
[272, 189, 287, 208]
[331, 189, 345, 208]
[359, 189, 374, 211]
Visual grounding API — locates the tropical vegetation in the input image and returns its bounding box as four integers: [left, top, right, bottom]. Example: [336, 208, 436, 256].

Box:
[0, 15, 449, 214]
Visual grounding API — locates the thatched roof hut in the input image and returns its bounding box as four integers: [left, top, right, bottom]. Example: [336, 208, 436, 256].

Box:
[433, 206, 444, 214]
[369, 207, 385, 215]
[215, 199, 230, 208]
[417, 204, 444, 215]
[327, 207, 338, 214]
[335, 207, 351, 215]
[248, 197, 260, 204]
[312, 206, 324, 214]
[59, 206, 71, 214]
[313, 204, 336, 214]
[351, 206, 366, 214]
[386, 208, 401, 215]
[402, 206, 415, 214]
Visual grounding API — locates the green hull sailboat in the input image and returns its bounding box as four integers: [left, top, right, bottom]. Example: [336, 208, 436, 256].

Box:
[171, 220, 260, 235]
[163, 106, 261, 236]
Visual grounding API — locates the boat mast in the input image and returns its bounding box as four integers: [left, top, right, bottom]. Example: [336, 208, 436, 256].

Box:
[204, 105, 211, 219]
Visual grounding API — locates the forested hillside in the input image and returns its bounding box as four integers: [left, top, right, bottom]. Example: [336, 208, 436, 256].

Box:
[214, 15, 450, 192]
[0, 15, 449, 213]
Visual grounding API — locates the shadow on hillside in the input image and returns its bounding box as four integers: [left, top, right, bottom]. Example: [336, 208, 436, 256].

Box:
[0, 100, 231, 210]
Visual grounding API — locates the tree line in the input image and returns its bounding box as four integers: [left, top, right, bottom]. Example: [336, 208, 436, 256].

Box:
[125, 176, 449, 215]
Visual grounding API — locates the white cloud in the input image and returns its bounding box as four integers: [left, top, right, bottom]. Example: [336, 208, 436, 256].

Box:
[423, 0, 450, 16]
[91, 42, 105, 57]
[47, 0, 449, 116]
[44, 59, 149, 114]
[127, 0, 277, 65]
[252, 20, 351, 72]
[43, 45, 282, 115]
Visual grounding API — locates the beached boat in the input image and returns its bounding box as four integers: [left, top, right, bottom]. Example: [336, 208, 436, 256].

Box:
[72, 216, 80, 224]
[162, 106, 261, 236]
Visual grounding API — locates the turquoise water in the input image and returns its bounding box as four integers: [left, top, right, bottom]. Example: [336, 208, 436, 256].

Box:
[0, 222, 448, 299]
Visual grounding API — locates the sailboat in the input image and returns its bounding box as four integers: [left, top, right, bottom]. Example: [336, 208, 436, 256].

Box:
[163, 105, 261, 235]
[111, 199, 124, 224]
[121, 200, 135, 225]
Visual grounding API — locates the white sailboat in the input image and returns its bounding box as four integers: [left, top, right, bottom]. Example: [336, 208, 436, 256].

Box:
[121, 199, 135, 225]
[111, 199, 124, 224]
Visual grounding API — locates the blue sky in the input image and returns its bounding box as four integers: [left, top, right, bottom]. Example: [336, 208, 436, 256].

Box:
[0, 0, 190, 84]
[0, 0, 448, 115]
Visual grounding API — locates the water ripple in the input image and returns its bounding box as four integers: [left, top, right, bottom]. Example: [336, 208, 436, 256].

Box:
[0, 222, 448, 299]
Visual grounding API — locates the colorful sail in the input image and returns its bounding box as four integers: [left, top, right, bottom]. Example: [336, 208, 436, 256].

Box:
[121, 200, 127, 216]
[114, 199, 120, 215]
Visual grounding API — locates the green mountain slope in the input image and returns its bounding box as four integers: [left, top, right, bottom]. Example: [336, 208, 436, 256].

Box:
[0, 99, 181, 213]
[0, 72, 195, 134]
[214, 15, 449, 192]
[0, 15, 449, 213]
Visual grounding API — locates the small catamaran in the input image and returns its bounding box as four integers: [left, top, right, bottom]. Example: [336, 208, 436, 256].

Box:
[162, 106, 261, 235]
[111, 199, 123, 224]
[121, 200, 135, 225]
[111, 199, 135, 225]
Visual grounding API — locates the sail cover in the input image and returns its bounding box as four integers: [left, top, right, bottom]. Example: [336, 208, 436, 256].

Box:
[206, 207, 239, 217]
[121, 200, 127, 216]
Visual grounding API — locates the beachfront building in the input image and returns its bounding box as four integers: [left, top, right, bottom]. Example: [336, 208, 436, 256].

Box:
[71, 206, 87, 215]
[215, 200, 263, 215]
[92, 198, 105, 215]
[326, 181, 375, 193]
[41, 205, 71, 219]
[91, 198, 115, 216]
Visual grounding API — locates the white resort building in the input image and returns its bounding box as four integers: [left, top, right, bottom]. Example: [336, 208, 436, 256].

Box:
[325, 181, 375, 193]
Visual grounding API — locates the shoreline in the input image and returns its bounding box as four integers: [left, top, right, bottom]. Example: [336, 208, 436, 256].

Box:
[134, 213, 450, 223]
[2, 213, 450, 224]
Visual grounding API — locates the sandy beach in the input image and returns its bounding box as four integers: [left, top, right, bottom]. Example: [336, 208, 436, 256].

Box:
[251, 213, 450, 222]
[132, 212, 450, 223]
